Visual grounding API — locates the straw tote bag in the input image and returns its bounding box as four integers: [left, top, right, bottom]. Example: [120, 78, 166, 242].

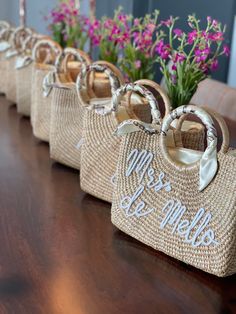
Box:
[50, 60, 122, 170]
[5, 26, 33, 103]
[49, 48, 92, 169]
[31, 39, 62, 141]
[0, 26, 12, 94]
[15, 34, 44, 116]
[111, 103, 236, 277]
[78, 75, 181, 203]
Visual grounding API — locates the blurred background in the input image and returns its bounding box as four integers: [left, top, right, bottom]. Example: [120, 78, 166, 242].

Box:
[0, 0, 235, 84]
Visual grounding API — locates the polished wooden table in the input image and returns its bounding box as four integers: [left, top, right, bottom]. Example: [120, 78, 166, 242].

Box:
[0, 96, 236, 314]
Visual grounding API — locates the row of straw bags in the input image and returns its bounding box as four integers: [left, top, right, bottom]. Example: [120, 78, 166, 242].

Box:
[1, 23, 236, 277]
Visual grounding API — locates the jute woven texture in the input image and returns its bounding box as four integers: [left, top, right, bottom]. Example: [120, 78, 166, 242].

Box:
[111, 106, 236, 277]
[49, 47, 91, 169]
[16, 62, 33, 116]
[81, 110, 121, 202]
[31, 65, 53, 142]
[50, 85, 84, 169]
[0, 52, 8, 94]
[181, 124, 205, 151]
[5, 56, 18, 103]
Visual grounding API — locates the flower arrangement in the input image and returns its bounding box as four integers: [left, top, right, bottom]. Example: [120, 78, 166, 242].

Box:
[45, 0, 88, 49]
[156, 15, 230, 107]
[44, 2, 230, 99]
[87, 7, 132, 64]
[119, 10, 162, 81]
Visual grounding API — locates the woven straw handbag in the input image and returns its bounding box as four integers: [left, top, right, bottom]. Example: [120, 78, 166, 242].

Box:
[49, 48, 92, 169]
[50, 59, 123, 170]
[15, 33, 44, 116]
[78, 76, 181, 203]
[0, 26, 12, 94]
[31, 38, 62, 141]
[5, 26, 33, 103]
[111, 102, 236, 277]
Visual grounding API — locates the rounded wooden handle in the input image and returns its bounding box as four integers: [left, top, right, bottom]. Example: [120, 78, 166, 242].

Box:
[55, 47, 91, 74]
[133, 79, 171, 117]
[112, 83, 162, 124]
[32, 38, 62, 64]
[176, 106, 230, 153]
[76, 61, 124, 103]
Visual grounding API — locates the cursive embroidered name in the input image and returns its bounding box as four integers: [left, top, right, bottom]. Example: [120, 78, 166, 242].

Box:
[126, 149, 154, 183]
[160, 199, 218, 247]
[120, 184, 155, 218]
[119, 149, 219, 248]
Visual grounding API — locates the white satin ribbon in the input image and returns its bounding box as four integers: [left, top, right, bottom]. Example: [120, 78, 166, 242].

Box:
[0, 41, 10, 52]
[42, 71, 56, 97]
[15, 55, 32, 69]
[199, 140, 218, 191]
[114, 119, 176, 148]
[5, 49, 18, 59]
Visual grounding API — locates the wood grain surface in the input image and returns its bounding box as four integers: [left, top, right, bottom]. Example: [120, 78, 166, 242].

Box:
[0, 96, 235, 314]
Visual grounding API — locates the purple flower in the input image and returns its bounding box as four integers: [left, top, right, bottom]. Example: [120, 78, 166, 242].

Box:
[161, 16, 173, 27]
[174, 52, 185, 63]
[155, 40, 171, 60]
[223, 44, 230, 56]
[207, 16, 212, 23]
[135, 60, 141, 69]
[212, 19, 219, 28]
[209, 31, 224, 41]
[147, 23, 156, 32]
[187, 30, 198, 44]
[211, 59, 219, 71]
[118, 14, 127, 23]
[172, 64, 177, 71]
[134, 18, 139, 26]
[194, 46, 210, 63]
[173, 28, 183, 37]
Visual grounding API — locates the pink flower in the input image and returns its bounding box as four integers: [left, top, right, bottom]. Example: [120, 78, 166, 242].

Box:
[174, 52, 185, 63]
[135, 60, 141, 69]
[211, 59, 219, 71]
[72, 9, 78, 16]
[147, 23, 156, 32]
[223, 44, 230, 56]
[118, 14, 127, 23]
[104, 19, 113, 29]
[207, 16, 212, 23]
[200, 63, 210, 74]
[209, 31, 224, 41]
[155, 40, 171, 60]
[172, 64, 177, 71]
[195, 46, 210, 62]
[161, 16, 173, 27]
[134, 18, 139, 26]
[92, 35, 101, 46]
[111, 25, 121, 36]
[187, 30, 198, 44]
[212, 19, 219, 28]
[173, 28, 183, 37]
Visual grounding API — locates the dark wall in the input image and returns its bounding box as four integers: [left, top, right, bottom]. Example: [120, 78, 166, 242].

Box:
[96, 0, 236, 83]
[96, 0, 133, 18]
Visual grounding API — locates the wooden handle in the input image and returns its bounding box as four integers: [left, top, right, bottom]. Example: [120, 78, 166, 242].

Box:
[176, 106, 230, 153]
[32, 38, 62, 64]
[133, 79, 171, 118]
